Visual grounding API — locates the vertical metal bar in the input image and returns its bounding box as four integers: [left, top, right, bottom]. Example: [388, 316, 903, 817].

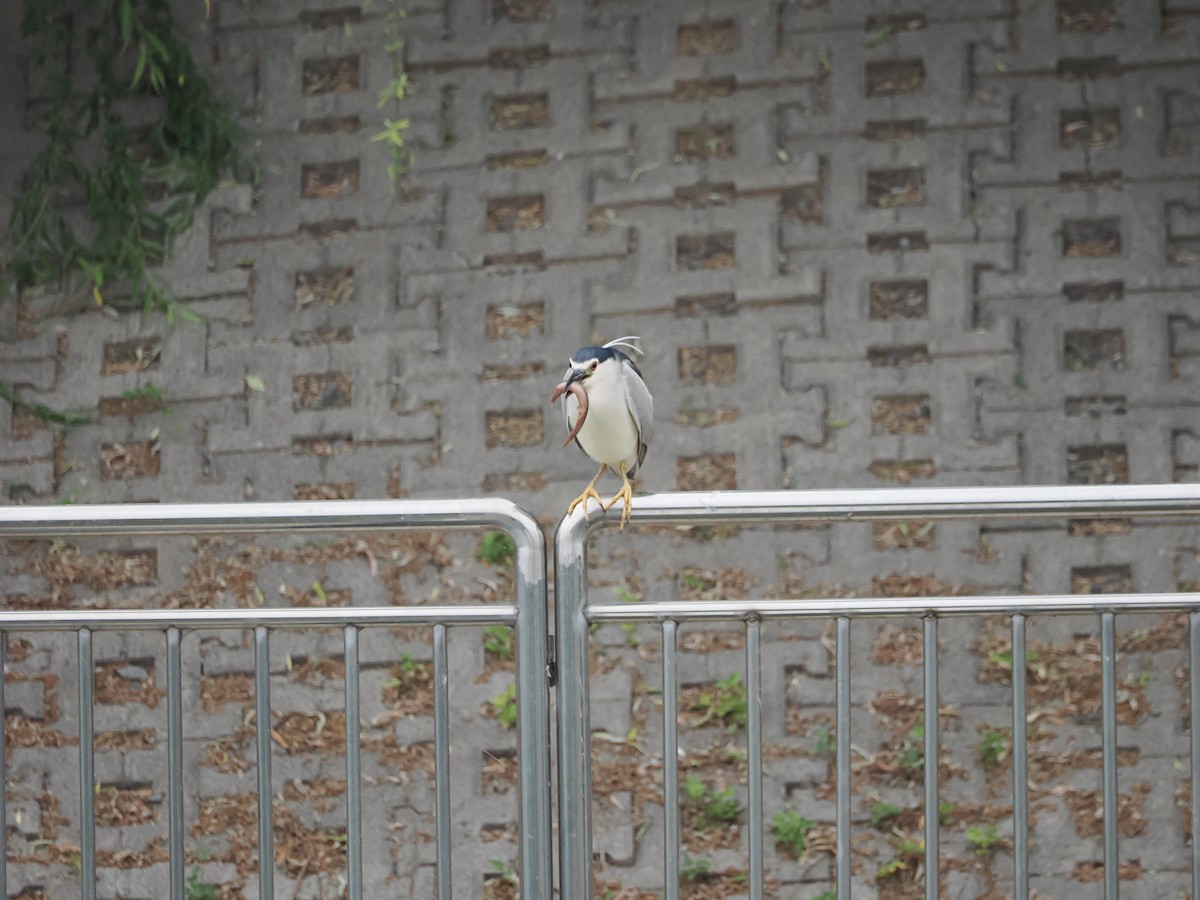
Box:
[344, 625, 363, 900]
[556, 515, 596, 900]
[1100, 612, 1118, 900]
[1191, 612, 1200, 900]
[433, 623, 452, 900]
[167, 627, 185, 900]
[923, 616, 939, 900]
[746, 618, 763, 900]
[510, 517, 552, 900]
[253, 625, 274, 900]
[1011, 614, 1029, 899]
[836, 617, 851, 900]
[0, 632, 7, 900]
[663, 620, 679, 900]
[78, 628, 96, 900]
[1190, 614, 1200, 900]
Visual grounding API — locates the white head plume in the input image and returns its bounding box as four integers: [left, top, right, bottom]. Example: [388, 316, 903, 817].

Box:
[603, 335, 644, 357]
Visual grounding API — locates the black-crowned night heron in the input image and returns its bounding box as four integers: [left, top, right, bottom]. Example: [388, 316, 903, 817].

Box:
[550, 336, 653, 530]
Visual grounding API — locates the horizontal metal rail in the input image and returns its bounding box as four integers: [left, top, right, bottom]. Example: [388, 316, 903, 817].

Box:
[0, 499, 551, 900]
[586, 592, 1200, 621]
[0, 498, 543, 538]
[0, 605, 517, 630]
[554, 485, 1200, 900]
[571, 483, 1200, 524]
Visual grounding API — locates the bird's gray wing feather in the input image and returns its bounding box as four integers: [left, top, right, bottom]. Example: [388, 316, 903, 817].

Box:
[621, 360, 654, 473]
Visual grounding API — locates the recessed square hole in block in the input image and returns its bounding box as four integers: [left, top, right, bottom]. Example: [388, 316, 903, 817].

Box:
[293, 372, 352, 411]
[485, 195, 545, 232]
[678, 346, 738, 384]
[677, 453, 737, 490]
[866, 59, 925, 97]
[676, 19, 736, 57]
[1062, 280, 1123, 303]
[302, 56, 359, 95]
[872, 395, 931, 435]
[295, 268, 354, 307]
[493, 0, 551, 22]
[1071, 564, 1132, 594]
[485, 410, 544, 448]
[1060, 108, 1121, 148]
[1058, 0, 1118, 33]
[1064, 329, 1125, 370]
[868, 165, 921, 207]
[1062, 218, 1121, 258]
[1067, 444, 1128, 484]
[490, 94, 549, 130]
[301, 160, 359, 198]
[675, 124, 735, 162]
[102, 337, 161, 374]
[486, 303, 545, 340]
[870, 280, 929, 319]
[676, 232, 736, 270]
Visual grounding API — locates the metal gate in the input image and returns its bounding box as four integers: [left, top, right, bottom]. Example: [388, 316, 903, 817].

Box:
[4, 486, 1200, 898]
[0, 499, 552, 900]
[554, 485, 1200, 900]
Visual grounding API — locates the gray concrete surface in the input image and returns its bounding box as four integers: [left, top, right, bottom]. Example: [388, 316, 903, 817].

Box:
[2, 0, 1200, 897]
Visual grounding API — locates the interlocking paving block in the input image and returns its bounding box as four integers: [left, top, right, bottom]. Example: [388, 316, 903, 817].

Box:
[3, 0, 1200, 895]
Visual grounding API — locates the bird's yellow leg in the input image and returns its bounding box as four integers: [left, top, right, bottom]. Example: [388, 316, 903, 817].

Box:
[603, 462, 634, 530]
[567, 464, 607, 520]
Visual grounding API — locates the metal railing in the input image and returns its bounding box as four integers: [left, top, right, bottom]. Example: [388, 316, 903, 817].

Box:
[0, 499, 552, 900]
[5, 487, 1200, 898]
[554, 485, 1200, 900]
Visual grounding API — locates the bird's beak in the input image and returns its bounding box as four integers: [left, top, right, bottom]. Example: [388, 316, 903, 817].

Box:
[565, 367, 587, 388]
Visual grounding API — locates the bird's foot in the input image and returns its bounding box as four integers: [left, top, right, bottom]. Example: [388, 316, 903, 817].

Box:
[567, 484, 605, 521]
[603, 480, 634, 531]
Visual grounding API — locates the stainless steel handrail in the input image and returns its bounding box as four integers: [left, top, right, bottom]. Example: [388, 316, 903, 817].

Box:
[554, 484, 1200, 900]
[0, 499, 551, 900]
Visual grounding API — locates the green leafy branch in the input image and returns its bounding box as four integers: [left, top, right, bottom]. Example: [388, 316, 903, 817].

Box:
[3, 0, 242, 321]
[366, 0, 411, 185]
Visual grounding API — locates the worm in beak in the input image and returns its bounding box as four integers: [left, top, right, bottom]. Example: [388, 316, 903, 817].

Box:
[550, 381, 589, 448]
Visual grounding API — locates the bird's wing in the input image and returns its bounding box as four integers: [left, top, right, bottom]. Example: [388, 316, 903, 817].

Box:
[621, 358, 654, 473]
